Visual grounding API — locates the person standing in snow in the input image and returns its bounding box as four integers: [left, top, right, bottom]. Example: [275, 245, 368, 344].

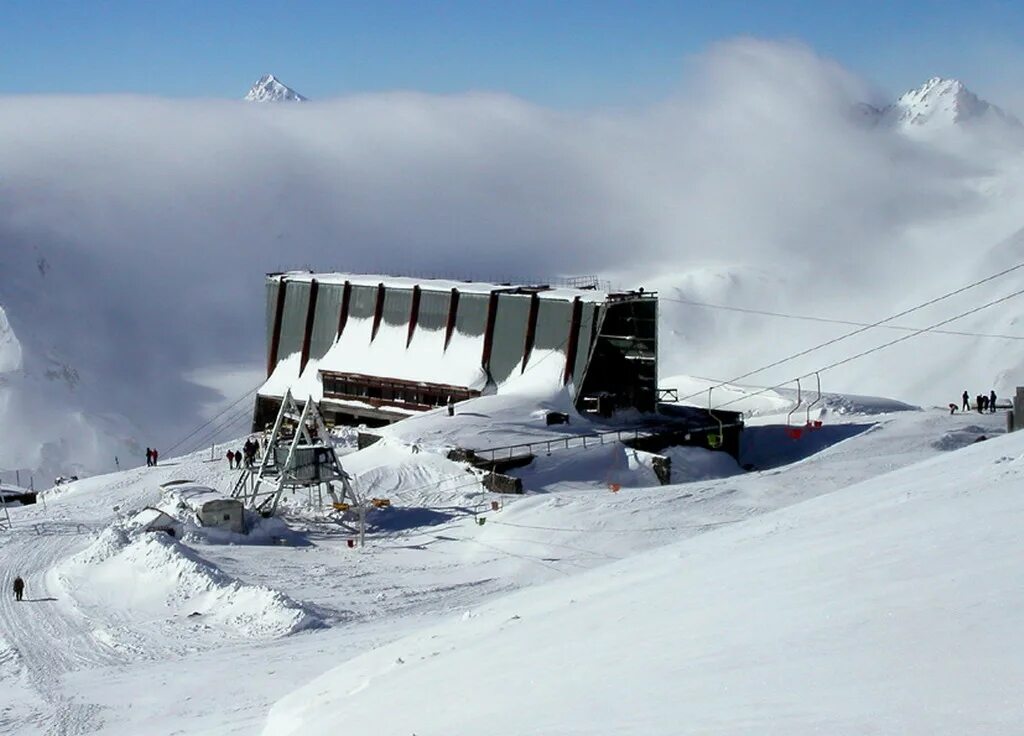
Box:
[145, 448, 153, 467]
[990, 390, 998, 412]
[447, 396, 455, 417]
[976, 395, 985, 413]
[226, 450, 235, 468]
[12, 576, 24, 602]
[152, 448, 159, 466]
[962, 391, 970, 412]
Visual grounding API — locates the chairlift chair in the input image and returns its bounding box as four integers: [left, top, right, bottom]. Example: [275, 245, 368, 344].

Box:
[706, 388, 724, 449]
[785, 379, 804, 439]
[804, 373, 823, 429]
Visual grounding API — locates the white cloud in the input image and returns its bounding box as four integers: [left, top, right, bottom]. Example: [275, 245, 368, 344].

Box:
[0, 38, 1016, 475]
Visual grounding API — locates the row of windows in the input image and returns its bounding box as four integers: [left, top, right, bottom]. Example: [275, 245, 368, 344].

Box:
[321, 373, 477, 409]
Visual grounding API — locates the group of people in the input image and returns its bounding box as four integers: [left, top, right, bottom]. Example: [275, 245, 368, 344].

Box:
[144, 447, 160, 466]
[226, 437, 262, 470]
[953, 390, 999, 414]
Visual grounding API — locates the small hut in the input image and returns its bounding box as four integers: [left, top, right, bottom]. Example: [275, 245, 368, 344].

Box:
[164, 484, 245, 534]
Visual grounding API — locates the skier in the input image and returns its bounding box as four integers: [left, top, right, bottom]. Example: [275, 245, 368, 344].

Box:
[12, 576, 24, 602]
[990, 389, 997, 413]
[962, 390, 970, 412]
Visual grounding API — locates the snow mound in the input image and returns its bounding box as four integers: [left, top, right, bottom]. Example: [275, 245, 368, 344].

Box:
[931, 424, 997, 451]
[658, 445, 743, 482]
[57, 528, 322, 639]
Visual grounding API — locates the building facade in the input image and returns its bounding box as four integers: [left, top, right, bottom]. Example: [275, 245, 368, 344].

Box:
[255, 273, 657, 428]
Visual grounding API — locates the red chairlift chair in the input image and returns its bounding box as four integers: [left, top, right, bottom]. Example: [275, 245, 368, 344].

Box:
[805, 372, 823, 429]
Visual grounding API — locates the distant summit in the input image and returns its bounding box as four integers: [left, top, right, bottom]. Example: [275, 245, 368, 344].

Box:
[886, 77, 1017, 129]
[244, 74, 307, 103]
[860, 78, 1019, 132]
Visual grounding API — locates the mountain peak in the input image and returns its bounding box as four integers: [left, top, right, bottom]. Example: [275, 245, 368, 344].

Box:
[244, 74, 307, 103]
[886, 77, 1016, 130]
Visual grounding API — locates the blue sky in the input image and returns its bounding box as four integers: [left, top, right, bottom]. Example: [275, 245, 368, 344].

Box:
[3, 0, 1024, 107]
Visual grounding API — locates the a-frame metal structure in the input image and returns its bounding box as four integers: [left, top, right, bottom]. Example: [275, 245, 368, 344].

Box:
[233, 389, 356, 515]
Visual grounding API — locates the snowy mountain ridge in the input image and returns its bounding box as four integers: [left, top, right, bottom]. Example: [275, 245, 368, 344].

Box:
[861, 76, 1020, 132]
[244, 74, 307, 102]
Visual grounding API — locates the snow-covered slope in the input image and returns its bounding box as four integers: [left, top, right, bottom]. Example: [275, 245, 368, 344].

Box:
[244, 74, 307, 102]
[265, 421, 1024, 736]
[0, 389, 1013, 733]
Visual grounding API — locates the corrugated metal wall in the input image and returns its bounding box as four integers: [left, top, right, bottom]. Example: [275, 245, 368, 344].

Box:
[382, 287, 413, 327]
[489, 293, 531, 383]
[418, 290, 451, 332]
[263, 277, 629, 402]
[309, 282, 346, 361]
[454, 293, 488, 336]
[574, 303, 598, 383]
[348, 284, 378, 321]
[266, 279, 280, 368]
[277, 281, 311, 360]
[534, 299, 573, 354]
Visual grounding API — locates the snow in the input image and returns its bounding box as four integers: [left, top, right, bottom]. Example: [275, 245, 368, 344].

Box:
[0, 384, 1018, 733]
[266, 426, 1024, 735]
[316, 317, 489, 391]
[54, 528, 322, 642]
[886, 77, 1020, 130]
[244, 74, 307, 102]
[277, 271, 611, 303]
[5, 46, 1024, 734]
[0, 305, 23, 374]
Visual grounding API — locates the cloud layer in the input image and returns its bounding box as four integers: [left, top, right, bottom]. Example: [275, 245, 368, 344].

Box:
[0, 38, 1018, 476]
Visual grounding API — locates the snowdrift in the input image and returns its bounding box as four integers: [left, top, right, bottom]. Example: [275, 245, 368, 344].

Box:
[264, 424, 1024, 735]
[55, 526, 323, 640]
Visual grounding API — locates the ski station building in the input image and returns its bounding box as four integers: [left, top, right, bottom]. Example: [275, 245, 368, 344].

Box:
[255, 272, 659, 429]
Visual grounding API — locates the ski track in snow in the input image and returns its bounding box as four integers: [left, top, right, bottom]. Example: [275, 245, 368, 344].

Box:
[0, 529, 112, 734]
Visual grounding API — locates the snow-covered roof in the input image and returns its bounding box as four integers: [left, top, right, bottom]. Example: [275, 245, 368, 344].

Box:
[270, 272, 613, 304]
[132, 507, 179, 530]
[163, 485, 238, 512]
